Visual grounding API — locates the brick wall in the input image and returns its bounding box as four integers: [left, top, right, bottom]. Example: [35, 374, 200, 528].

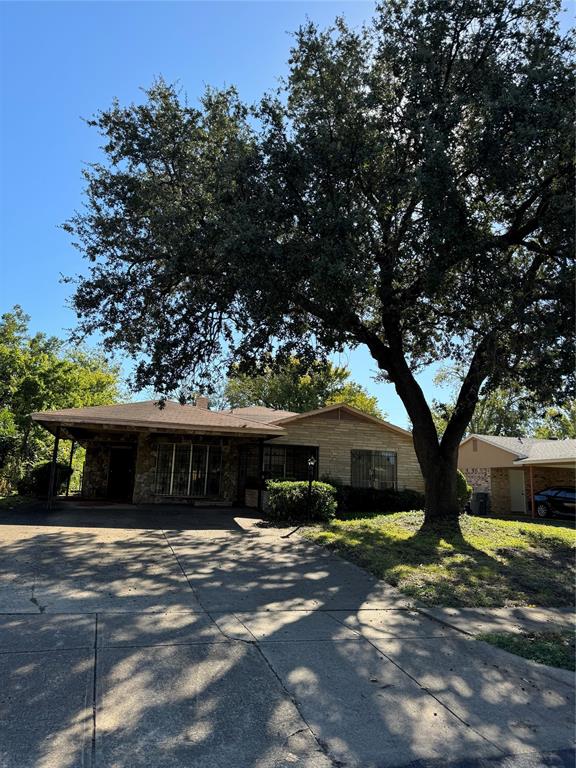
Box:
[461, 467, 491, 494]
[271, 411, 424, 492]
[490, 468, 514, 515]
[489, 466, 574, 516]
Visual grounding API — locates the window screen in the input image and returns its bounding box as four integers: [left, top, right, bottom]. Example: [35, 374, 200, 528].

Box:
[351, 450, 397, 489]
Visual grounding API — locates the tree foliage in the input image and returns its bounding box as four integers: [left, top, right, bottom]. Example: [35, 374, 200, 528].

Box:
[65, 0, 575, 523]
[432, 364, 576, 438]
[225, 357, 384, 417]
[0, 307, 122, 492]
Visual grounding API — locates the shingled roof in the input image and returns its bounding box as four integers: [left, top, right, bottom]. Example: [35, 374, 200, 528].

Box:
[463, 434, 576, 464]
[31, 400, 286, 437]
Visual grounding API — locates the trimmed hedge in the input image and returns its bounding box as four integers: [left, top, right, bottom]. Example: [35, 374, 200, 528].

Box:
[266, 480, 337, 522]
[328, 484, 425, 513]
[17, 461, 73, 497]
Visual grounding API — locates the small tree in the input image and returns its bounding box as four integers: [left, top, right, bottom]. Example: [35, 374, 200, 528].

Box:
[65, 1, 574, 527]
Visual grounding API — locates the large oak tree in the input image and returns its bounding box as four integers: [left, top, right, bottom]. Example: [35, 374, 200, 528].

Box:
[65, 0, 574, 525]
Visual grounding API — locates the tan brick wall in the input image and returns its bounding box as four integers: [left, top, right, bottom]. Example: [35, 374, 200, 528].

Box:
[490, 468, 515, 515]
[270, 411, 424, 492]
[528, 467, 574, 495]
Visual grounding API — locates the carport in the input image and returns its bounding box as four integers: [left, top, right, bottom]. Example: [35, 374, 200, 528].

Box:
[31, 400, 284, 508]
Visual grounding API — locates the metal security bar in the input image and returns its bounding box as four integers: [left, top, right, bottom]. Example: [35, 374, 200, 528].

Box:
[155, 443, 222, 497]
[351, 450, 397, 489]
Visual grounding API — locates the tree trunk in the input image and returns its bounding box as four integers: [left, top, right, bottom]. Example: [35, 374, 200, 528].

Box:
[356, 327, 477, 530]
[419, 449, 461, 526]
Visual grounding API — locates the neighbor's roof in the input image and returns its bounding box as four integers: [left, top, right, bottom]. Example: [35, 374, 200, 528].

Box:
[462, 434, 576, 464]
[31, 400, 286, 437]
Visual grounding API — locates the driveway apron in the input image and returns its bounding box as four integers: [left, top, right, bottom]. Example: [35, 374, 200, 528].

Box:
[0, 506, 573, 768]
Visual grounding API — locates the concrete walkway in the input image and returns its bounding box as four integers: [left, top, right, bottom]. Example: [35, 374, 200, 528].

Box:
[0, 505, 574, 768]
[424, 606, 575, 637]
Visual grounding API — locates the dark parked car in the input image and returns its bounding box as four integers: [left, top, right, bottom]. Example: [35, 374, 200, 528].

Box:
[533, 487, 576, 518]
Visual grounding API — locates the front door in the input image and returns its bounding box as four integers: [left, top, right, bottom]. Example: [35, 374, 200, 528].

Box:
[107, 446, 136, 501]
[509, 470, 526, 514]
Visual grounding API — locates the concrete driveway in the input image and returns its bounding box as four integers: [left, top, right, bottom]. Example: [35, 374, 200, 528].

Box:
[0, 504, 574, 768]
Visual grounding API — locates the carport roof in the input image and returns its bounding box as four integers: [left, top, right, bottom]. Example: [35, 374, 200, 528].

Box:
[31, 400, 287, 437]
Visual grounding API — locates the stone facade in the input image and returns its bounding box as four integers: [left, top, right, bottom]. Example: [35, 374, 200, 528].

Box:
[132, 434, 242, 505]
[81, 433, 137, 499]
[82, 442, 110, 498]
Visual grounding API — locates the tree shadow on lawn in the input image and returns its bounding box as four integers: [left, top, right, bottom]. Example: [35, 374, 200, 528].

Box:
[313, 516, 575, 608]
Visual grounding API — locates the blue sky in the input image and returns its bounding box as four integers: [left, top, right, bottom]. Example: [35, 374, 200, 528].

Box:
[1, 0, 453, 425]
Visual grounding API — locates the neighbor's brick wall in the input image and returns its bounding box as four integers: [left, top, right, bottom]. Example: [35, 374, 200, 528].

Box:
[527, 467, 574, 494]
[461, 467, 491, 494]
[270, 411, 424, 492]
[490, 468, 515, 515]
[489, 466, 575, 516]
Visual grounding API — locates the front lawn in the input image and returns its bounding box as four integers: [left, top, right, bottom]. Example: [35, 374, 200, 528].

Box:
[478, 631, 575, 671]
[0, 494, 32, 510]
[304, 511, 575, 607]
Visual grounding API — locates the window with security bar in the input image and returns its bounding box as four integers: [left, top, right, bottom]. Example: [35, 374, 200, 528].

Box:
[155, 443, 223, 497]
[350, 450, 397, 489]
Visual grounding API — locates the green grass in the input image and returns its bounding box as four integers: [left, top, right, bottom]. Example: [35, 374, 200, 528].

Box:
[304, 511, 576, 607]
[478, 630, 576, 671]
[0, 494, 32, 510]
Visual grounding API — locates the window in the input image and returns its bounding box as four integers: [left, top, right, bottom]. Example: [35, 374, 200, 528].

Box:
[241, 444, 318, 486]
[351, 450, 397, 489]
[262, 445, 317, 481]
[155, 443, 222, 497]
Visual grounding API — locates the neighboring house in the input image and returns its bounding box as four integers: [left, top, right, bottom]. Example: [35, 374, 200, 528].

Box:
[32, 399, 424, 508]
[458, 434, 576, 516]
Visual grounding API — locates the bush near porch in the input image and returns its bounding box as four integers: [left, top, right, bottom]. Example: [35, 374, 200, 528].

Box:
[267, 480, 337, 522]
[304, 511, 575, 608]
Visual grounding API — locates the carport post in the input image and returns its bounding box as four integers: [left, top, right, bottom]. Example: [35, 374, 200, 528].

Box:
[257, 439, 264, 513]
[65, 439, 76, 497]
[47, 425, 61, 511]
[529, 464, 535, 518]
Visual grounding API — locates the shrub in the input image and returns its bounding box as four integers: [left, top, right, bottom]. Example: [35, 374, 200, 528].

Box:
[330, 484, 425, 514]
[16, 462, 73, 497]
[266, 480, 337, 522]
[457, 469, 473, 511]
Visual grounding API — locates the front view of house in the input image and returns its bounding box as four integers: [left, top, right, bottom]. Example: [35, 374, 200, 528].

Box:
[32, 399, 424, 508]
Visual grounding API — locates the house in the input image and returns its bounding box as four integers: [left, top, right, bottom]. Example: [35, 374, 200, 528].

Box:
[31, 399, 424, 508]
[458, 434, 576, 516]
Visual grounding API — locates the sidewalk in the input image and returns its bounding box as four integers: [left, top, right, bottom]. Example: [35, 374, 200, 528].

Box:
[421, 606, 575, 636]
